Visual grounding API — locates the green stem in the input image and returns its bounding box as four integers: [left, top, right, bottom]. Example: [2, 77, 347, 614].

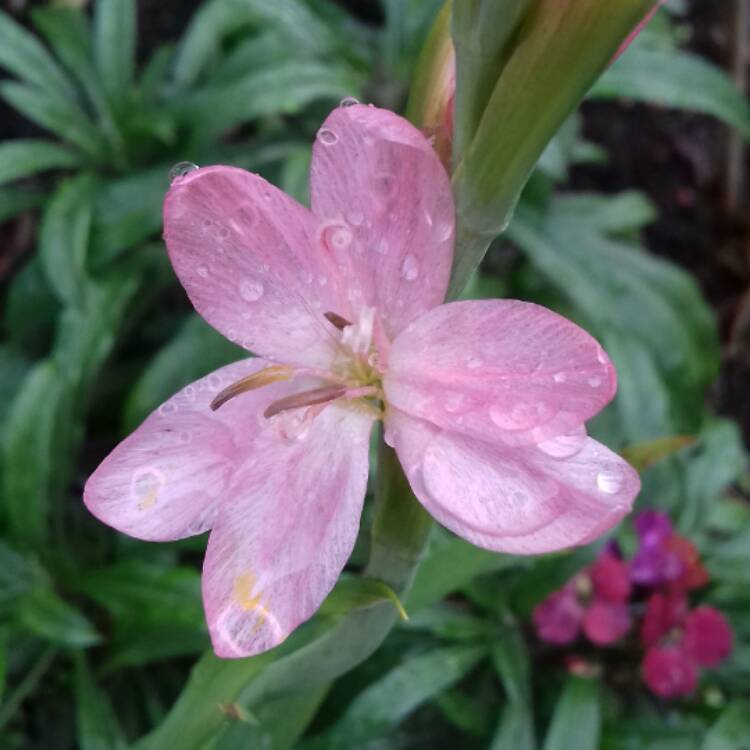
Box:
[0, 648, 57, 731]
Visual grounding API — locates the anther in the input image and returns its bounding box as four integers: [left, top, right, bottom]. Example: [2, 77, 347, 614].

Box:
[324, 311, 352, 330]
[210, 365, 292, 411]
[264, 385, 347, 418]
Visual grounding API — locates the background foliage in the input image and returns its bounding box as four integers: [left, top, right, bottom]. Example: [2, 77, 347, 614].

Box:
[0, 1, 749, 748]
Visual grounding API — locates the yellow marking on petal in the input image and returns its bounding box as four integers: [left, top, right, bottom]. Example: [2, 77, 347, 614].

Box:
[138, 487, 159, 510]
[233, 572, 272, 635]
[211, 366, 293, 411]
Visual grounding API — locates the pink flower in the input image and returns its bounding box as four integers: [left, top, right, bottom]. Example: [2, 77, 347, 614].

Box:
[84, 104, 639, 658]
[533, 550, 632, 647]
[641, 595, 733, 698]
[643, 646, 697, 699]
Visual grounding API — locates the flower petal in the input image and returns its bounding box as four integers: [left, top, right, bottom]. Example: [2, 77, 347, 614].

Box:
[84, 359, 299, 541]
[164, 166, 345, 369]
[202, 404, 374, 657]
[384, 300, 617, 447]
[683, 607, 733, 667]
[310, 104, 454, 338]
[386, 409, 639, 554]
[642, 646, 697, 698]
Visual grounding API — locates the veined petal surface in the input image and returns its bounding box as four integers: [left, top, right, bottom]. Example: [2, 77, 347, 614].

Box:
[310, 104, 454, 338]
[384, 300, 617, 446]
[386, 409, 638, 554]
[203, 403, 374, 657]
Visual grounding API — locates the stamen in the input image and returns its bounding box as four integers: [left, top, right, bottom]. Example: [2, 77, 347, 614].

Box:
[324, 311, 351, 330]
[264, 385, 347, 418]
[210, 365, 292, 411]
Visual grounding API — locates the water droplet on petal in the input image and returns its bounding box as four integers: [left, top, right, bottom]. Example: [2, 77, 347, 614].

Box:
[400, 254, 419, 281]
[597, 466, 626, 494]
[443, 394, 464, 414]
[158, 401, 178, 417]
[374, 238, 389, 255]
[339, 96, 360, 108]
[588, 375, 603, 388]
[346, 210, 364, 226]
[298, 269, 313, 284]
[179, 431, 191, 444]
[553, 371, 567, 384]
[537, 430, 586, 459]
[218, 226, 230, 239]
[318, 128, 338, 146]
[240, 278, 264, 302]
[197, 265, 209, 278]
[435, 220, 453, 242]
[318, 275, 328, 286]
[596, 347, 609, 365]
[169, 161, 199, 182]
[321, 223, 353, 252]
[237, 203, 255, 227]
[489, 401, 552, 431]
[466, 357, 483, 370]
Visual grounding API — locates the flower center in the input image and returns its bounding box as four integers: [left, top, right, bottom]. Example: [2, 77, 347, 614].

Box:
[210, 308, 386, 423]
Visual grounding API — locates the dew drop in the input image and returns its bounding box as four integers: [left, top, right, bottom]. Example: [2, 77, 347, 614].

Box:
[588, 375, 603, 388]
[374, 238, 389, 255]
[400, 254, 419, 281]
[318, 275, 328, 286]
[158, 401, 178, 417]
[318, 128, 338, 146]
[339, 96, 360, 108]
[169, 161, 199, 182]
[179, 431, 192, 444]
[553, 371, 567, 384]
[466, 357, 483, 370]
[237, 203, 255, 227]
[240, 278, 264, 302]
[298, 269, 313, 284]
[596, 346, 608, 365]
[321, 223, 353, 252]
[537, 430, 586, 459]
[197, 265, 209, 278]
[489, 401, 551, 431]
[435, 220, 453, 242]
[443, 394, 464, 414]
[346, 210, 364, 226]
[218, 226, 230, 239]
[596, 467, 626, 495]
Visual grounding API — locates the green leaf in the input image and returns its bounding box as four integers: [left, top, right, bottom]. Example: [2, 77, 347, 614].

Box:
[124, 314, 243, 430]
[0, 139, 80, 186]
[74, 653, 127, 750]
[18, 587, 100, 648]
[302, 645, 486, 749]
[94, 0, 136, 101]
[0, 345, 31, 437]
[0, 9, 77, 100]
[491, 629, 535, 750]
[0, 81, 103, 159]
[320, 576, 408, 621]
[407, 533, 522, 612]
[0, 185, 44, 222]
[39, 175, 95, 306]
[0, 541, 41, 606]
[543, 676, 601, 750]
[621, 435, 694, 472]
[701, 701, 750, 750]
[593, 47, 750, 140]
[1, 360, 69, 546]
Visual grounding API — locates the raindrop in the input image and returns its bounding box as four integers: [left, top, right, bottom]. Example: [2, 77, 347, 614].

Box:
[197, 265, 209, 278]
[169, 161, 199, 182]
[298, 269, 313, 284]
[339, 96, 360, 108]
[553, 371, 567, 384]
[179, 431, 191, 444]
[374, 238, 389, 255]
[537, 431, 586, 459]
[400, 254, 419, 281]
[321, 223, 353, 252]
[466, 357, 483, 370]
[346, 210, 364, 226]
[443, 394, 464, 414]
[240, 278, 264, 302]
[588, 375, 603, 388]
[218, 226, 230, 239]
[237, 203, 255, 227]
[489, 401, 551, 431]
[318, 128, 338, 146]
[435, 220, 453, 242]
[596, 467, 625, 495]
[596, 347, 608, 365]
[158, 401, 178, 417]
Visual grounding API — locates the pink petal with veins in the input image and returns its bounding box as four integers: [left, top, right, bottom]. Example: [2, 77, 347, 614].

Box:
[384, 300, 616, 447]
[84, 359, 303, 541]
[202, 404, 374, 657]
[163, 167, 345, 370]
[310, 104, 454, 338]
[386, 409, 638, 554]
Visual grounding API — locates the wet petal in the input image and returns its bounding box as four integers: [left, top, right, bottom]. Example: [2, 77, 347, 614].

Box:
[84, 359, 300, 541]
[384, 300, 617, 447]
[164, 166, 345, 369]
[310, 104, 454, 338]
[386, 409, 639, 554]
[203, 404, 374, 657]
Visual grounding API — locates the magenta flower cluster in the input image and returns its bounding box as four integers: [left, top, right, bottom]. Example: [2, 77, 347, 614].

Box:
[533, 510, 732, 698]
